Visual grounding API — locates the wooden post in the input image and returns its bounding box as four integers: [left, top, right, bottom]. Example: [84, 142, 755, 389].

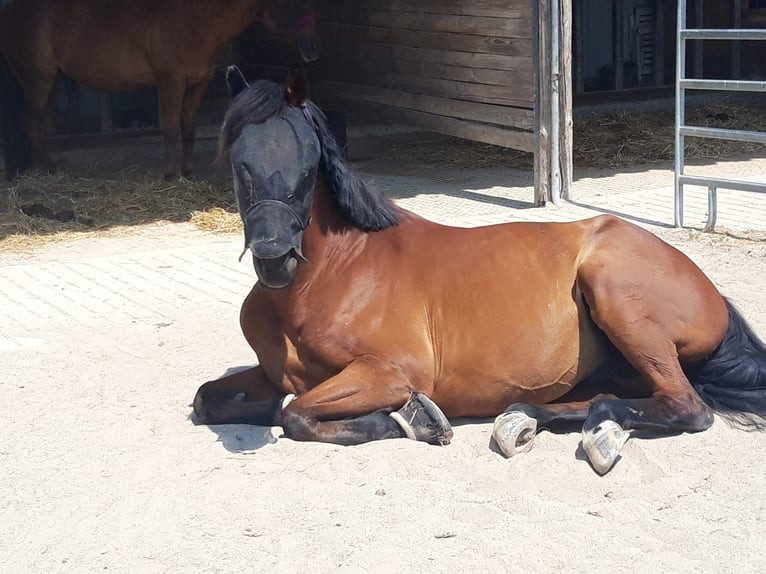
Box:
[654, 0, 665, 86]
[574, 0, 585, 94]
[559, 0, 573, 200]
[535, 0, 552, 206]
[614, 0, 624, 90]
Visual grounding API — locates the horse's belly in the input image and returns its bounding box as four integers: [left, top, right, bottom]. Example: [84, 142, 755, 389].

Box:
[431, 297, 609, 418]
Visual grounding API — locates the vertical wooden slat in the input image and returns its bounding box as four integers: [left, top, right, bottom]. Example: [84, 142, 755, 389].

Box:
[614, 0, 624, 90]
[559, 0, 573, 200]
[535, 0, 551, 206]
[654, 0, 665, 86]
[574, 0, 585, 94]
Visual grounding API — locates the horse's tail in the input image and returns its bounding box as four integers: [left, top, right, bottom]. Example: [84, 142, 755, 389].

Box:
[687, 298, 766, 430]
[0, 53, 30, 179]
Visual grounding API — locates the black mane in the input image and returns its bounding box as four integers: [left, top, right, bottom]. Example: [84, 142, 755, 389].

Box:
[218, 79, 399, 231]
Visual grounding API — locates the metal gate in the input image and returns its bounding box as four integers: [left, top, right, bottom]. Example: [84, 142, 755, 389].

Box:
[674, 0, 766, 230]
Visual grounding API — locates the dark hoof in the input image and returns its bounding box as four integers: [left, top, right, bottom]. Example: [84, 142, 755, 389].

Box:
[390, 392, 453, 445]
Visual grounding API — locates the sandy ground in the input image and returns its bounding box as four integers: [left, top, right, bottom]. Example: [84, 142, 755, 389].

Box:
[2, 148, 766, 573]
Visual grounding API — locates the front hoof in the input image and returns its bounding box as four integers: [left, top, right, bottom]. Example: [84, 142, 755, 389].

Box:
[582, 421, 629, 475]
[390, 392, 453, 445]
[492, 410, 537, 457]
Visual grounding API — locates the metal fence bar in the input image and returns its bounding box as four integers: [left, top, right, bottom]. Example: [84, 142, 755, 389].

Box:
[680, 126, 766, 144]
[679, 78, 766, 92]
[674, 0, 766, 231]
[680, 29, 766, 40]
[679, 175, 766, 193]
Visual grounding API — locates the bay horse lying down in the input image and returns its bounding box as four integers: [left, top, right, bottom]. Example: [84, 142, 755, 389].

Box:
[194, 67, 766, 475]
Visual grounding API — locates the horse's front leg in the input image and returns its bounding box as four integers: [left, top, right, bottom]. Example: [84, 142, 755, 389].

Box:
[180, 79, 210, 176]
[157, 78, 185, 178]
[193, 365, 287, 426]
[281, 359, 452, 446]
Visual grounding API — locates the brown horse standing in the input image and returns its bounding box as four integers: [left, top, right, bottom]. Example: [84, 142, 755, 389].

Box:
[0, 0, 318, 178]
[194, 67, 766, 475]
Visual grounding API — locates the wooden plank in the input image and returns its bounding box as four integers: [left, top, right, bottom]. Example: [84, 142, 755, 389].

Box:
[318, 33, 533, 71]
[320, 65, 534, 107]
[336, 25, 534, 58]
[323, 7, 533, 39]
[574, 0, 585, 93]
[614, 0, 624, 90]
[654, 0, 665, 85]
[559, 0, 573, 200]
[323, 0, 533, 20]
[318, 92, 535, 152]
[535, 0, 552, 205]
[321, 42, 534, 89]
[318, 81, 535, 130]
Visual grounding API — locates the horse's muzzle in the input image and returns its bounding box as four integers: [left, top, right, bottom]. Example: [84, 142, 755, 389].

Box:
[253, 251, 299, 290]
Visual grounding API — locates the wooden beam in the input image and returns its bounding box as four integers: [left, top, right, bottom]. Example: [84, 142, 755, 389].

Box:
[654, 0, 665, 86]
[535, 0, 552, 206]
[324, 8, 533, 38]
[317, 90, 535, 152]
[614, 0, 624, 90]
[318, 81, 535, 131]
[574, 0, 585, 94]
[337, 25, 534, 58]
[316, 33, 534, 71]
[559, 0, 573, 200]
[332, 0, 534, 20]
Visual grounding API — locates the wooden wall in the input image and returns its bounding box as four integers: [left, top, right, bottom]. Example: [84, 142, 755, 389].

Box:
[313, 0, 536, 153]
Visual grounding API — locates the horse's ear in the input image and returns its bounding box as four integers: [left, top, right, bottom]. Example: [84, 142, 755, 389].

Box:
[225, 66, 249, 99]
[285, 65, 309, 106]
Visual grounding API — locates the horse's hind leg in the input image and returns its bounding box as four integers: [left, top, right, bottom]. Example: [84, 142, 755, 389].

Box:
[574, 249, 723, 473]
[158, 78, 185, 178]
[193, 366, 286, 426]
[180, 79, 209, 176]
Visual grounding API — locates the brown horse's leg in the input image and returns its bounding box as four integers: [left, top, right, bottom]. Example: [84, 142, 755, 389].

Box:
[180, 80, 209, 176]
[574, 273, 717, 474]
[281, 360, 452, 446]
[17, 70, 57, 171]
[158, 78, 185, 178]
[193, 366, 286, 426]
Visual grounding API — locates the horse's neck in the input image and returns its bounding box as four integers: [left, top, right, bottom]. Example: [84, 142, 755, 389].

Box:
[189, 0, 258, 44]
[300, 178, 367, 265]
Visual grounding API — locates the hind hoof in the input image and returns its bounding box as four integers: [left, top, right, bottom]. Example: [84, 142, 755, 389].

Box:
[582, 421, 630, 475]
[492, 410, 537, 457]
[390, 393, 453, 445]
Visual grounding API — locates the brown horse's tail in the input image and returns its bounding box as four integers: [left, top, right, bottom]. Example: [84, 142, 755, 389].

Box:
[0, 54, 30, 179]
[686, 298, 766, 431]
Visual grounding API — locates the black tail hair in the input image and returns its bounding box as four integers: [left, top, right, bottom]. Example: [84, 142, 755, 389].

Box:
[686, 298, 766, 431]
[0, 56, 30, 179]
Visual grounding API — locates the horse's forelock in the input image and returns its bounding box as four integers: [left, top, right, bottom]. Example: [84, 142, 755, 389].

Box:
[217, 80, 286, 162]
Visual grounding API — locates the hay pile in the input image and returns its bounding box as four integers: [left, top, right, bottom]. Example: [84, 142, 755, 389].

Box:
[0, 168, 236, 250]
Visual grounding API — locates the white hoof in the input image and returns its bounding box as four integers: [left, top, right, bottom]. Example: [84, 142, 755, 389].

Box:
[582, 421, 630, 475]
[492, 411, 537, 458]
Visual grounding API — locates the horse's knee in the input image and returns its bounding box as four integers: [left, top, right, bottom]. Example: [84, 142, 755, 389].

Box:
[281, 408, 317, 442]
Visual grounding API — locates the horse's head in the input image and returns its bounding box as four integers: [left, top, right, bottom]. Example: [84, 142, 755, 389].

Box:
[220, 65, 399, 290]
[261, 0, 320, 62]
[221, 66, 319, 289]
